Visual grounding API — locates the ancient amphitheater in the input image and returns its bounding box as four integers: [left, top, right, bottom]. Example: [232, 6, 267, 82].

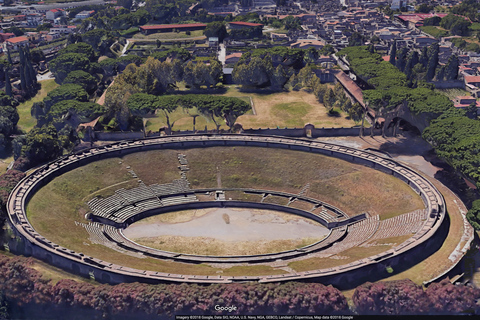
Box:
[6, 134, 455, 286]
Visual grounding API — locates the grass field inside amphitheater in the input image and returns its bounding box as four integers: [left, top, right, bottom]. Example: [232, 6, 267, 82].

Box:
[26, 146, 425, 276]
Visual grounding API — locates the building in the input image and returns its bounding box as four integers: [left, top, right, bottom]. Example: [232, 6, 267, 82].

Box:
[208, 37, 219, 47]
[75, 10, 95, 20]
[391, 0, 406, 10]
[225, 52, 242, 64]
[46, 9, 65, 21]
[138, 23, 207, 35]
[50, 25, 77, 34]
[26, 13, 43, 27]
[4, 36, 29, 51]
[0, 33, 15, 43]
[290, 39, 325, 50]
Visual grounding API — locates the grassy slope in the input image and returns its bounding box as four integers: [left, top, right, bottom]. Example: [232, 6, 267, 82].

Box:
[17, 79, 59, 133]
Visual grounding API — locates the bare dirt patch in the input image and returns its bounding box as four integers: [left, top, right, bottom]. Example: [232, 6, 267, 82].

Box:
[125, 208, 328, 256]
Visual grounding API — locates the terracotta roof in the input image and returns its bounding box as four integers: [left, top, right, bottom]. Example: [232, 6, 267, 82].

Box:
[139, 23, 207, 30]
[465, 76, 480, 83]
[457, 96, 474, 99]
[7, 36, 28, 44]
[228, 21, 263, 27]
[225, 52, 242, 59]
[334, 71, 369, 114]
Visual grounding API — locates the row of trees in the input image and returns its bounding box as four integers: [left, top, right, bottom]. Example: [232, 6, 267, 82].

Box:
[0, 254, 477, 318]
[127, 93, 250, 131]
[339, 46, 454, 122]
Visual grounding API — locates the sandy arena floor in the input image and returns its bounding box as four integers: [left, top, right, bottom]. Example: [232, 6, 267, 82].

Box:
[123, 208, 330, 242]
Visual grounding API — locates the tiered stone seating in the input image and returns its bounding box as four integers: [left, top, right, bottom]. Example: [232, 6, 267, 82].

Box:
[134, 198, 163, 211]
[366, 210, 427, 242]
[321, 216, 380, 254]
[311, 206, 337, 222]
[87, 194, 126, 218]
[103, 225, 127, 244]
[116, 184, 158, 203]
[150, 179, 189, 196]
[111, 205, 140, 222]
[302, 226, 347, 251]
[75, 222, 109, 245]
[161, 194, 198, 206]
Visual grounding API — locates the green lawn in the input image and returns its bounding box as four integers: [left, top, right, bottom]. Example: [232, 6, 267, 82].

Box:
[435, 88, 471, 100]
[17, 79, 59, 133]
[420, 26, 449, 38]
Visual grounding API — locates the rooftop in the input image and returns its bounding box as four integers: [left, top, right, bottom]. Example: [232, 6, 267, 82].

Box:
[228, 21, 264, 27]
[139, 23, 207, 30]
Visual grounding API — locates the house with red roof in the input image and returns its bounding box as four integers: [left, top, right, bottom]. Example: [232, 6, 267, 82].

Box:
[46, 8, 65, 21]
[0, 33, 15, 43]
[465, 75, 480, 88]
[139, 23, 207, 35]
[225, 52, 242, 64]
[4, 36, 29, 51]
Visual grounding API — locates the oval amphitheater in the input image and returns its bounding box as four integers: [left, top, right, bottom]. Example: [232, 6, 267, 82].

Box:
[7, 134, 449, 286]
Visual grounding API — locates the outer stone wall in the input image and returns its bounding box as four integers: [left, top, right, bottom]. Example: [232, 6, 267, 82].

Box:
[6, 134, 452, 286]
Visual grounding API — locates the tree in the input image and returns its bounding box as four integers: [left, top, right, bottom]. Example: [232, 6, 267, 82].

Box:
[314, 82, 328, 103]
[348, 102, 364, 122]
[426, 43, 439, 81]
[283, 15, 301, 30]
[63, 70, 98, 94]
[232, 56, 271, 88]
[467, 199, 480, 229]
[58, 43, 97, 62]
[349, 32, 364, 47]
[126, 93, 159, 116]
[204, 21, 227, 42]
[30, 49, 46, 64]
[389, 40, 397, 65]
[353, 280, 430, 315]
[323, 88, 336, 112]
[396, 47, 408, 72]
[21, 125, 63, 165]
[426, 278, 480, 314]
[82, 29, 115, 55]
[270, 65, 288, 90]
[416, 3, 433, 13]
[4, 69, 12, 97]
[444, 54, 459, 80]
[466, 101, 478, 119]
[49, 53, 91, 83]
[423, 16, 441, 26]
[43, 84, 88, 109]
[117, 0, 133, 9]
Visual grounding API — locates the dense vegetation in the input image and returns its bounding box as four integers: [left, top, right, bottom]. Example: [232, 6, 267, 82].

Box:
[0, 254, 477, 318]
[354, 279, 480, 315]
[337, 46, 480, 229]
